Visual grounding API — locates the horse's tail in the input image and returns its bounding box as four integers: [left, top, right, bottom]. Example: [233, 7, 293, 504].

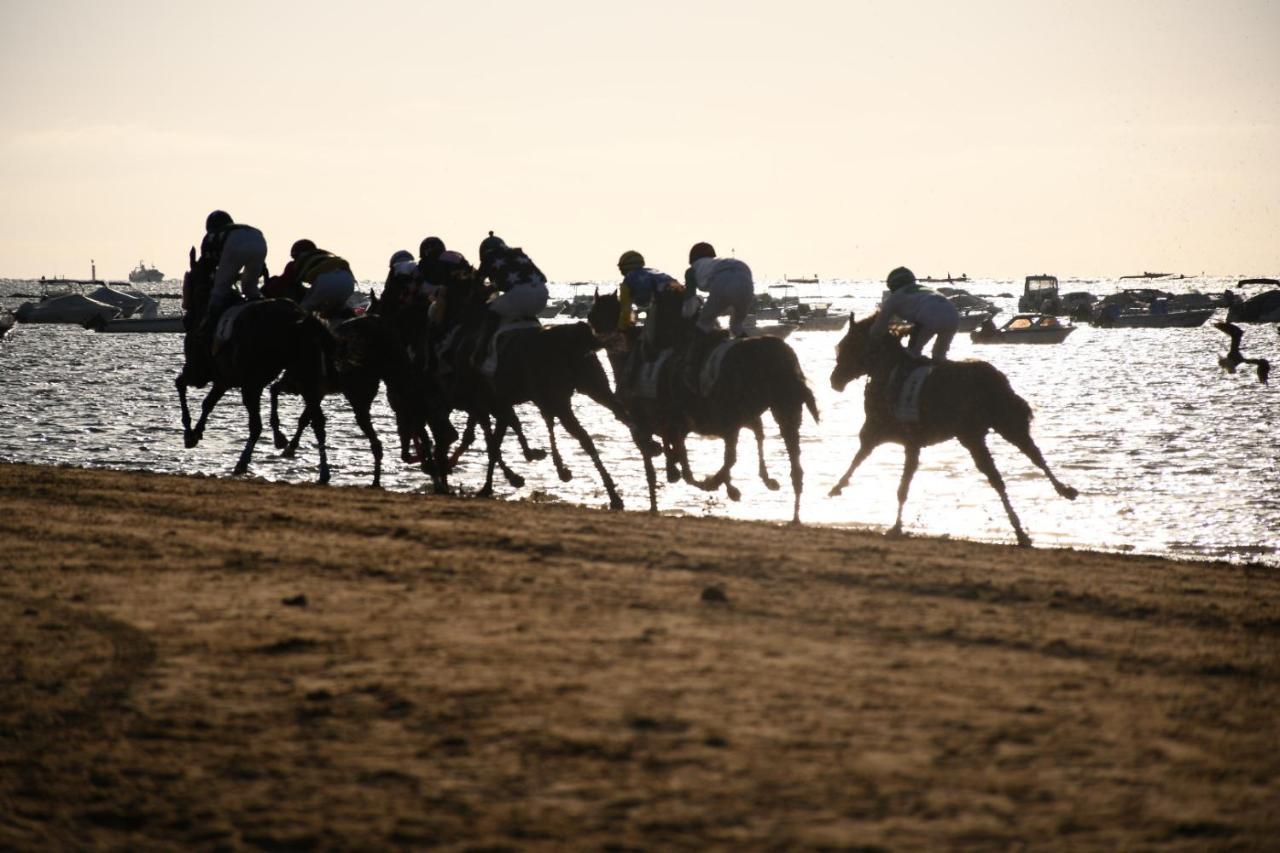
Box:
[292, 312, 335, 383]
[760, 336, 820, 423]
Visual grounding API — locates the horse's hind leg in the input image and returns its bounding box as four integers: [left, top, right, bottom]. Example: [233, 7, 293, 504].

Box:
[888, 444, 920, 538]
[511, 413, 547, 462]
[750, 417, 781, 491]
[345, 386, 383, 487]
[997, 423, 1079, 500]
[558, 405, 624, 511]
[302, 390, 329, 484]
[176, 374, 194, 437]
[774, 404, 805, 524]
[269, 381, 290, 449]
[694, 429, 741, 502]
[447, 414, 477, 468]
[234, 386, 264, 477]
[539, 409, 574, 482]
[961, 435, 1030, 547]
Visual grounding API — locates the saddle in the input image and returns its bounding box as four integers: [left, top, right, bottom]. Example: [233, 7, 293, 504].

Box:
[480, 318, 541, 377]
[626, 348, 674, 399]
[697, 338, 741, 396]
[885, 362, 933, 424]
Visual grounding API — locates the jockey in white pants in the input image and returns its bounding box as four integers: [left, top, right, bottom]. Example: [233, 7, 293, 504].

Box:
[869, 266, 961, 361]
[685, 242, 754, 337]
[200, 210, 267, 313]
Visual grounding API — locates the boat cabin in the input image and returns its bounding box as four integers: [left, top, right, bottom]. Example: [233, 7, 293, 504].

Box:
[1018, 274, 1060, 312]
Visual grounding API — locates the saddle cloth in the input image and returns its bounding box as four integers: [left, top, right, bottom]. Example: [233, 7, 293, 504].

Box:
[698, 338, 740, 396]
[633, 349, 673, 399]
[481, 319, 541, 377]
[888, 364, 933, 424]
[212, 303, 251, 354]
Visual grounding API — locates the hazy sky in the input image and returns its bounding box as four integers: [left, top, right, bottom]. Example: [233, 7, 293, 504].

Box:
[2, 0, 1277, 282]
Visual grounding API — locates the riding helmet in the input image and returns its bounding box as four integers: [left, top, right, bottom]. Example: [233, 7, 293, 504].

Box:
[617, 250, 645, 273]
[290, 239, 317, 259]
[478, 231, 507, 263]
[205, 210, 233, 232]
[886, 267, 916, 290]
[688, 242, 716, 264]
[389, 249, 414, 267]
[419, 236, 445, 260]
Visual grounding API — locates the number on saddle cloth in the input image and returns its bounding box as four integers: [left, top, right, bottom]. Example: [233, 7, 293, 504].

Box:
[480, 318, 541, 378]
[210, 302, 252, 355]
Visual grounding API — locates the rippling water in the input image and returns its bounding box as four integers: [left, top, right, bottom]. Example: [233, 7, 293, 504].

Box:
[2, 277, 1277, 566]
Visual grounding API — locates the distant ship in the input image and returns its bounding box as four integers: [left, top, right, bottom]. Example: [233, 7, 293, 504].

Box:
[128, 261, 165, 284]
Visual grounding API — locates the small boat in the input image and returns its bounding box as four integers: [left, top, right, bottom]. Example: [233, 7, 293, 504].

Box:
[14, 293, 122, 325]
[1119, 271, 1178, 280]
[1017, 274, 1062, 313]
[956, 308, 997, 332]
[971, 313, 1075, 344]
[919, 273, 970, 284]
[128, 261, 165, 284]
[784, 274, 819, 284]
[89, 315, 185, 333]
[1092, 301, 1213, 328]
[1225, 289, 1280, 324]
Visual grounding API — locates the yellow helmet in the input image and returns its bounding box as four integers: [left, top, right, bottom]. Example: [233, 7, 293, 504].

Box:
[617, 250, 645, 273]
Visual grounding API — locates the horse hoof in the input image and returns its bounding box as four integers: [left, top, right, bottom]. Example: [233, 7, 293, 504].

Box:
[666, 470, 680, 484]
[1061, 486, 1079, 501]
[273, 436, 288, 450]
[725, 485, 741, 502]
[558, 469, 573, 483]
[886, 526, 903, 539]
[506, 474, 525, 489]
[184, 433, 200, 449]
[526, 449, 547, 462]
[232, 464, 248, 477]
[1016, 534, 1032, 547]
[609, 497, 624, 511]
[281, 448, 297, 459]
[763, 478, 781, 491]
[828, 486, 844, 498]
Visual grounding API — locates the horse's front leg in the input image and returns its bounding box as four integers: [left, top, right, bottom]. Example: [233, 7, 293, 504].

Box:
[303, 390, 330, 485]
[511, 412, 547, 462]
[176, 373, 193, 436]
[828, 427, 880, 497]
[750, 417, 780, 491]
[888, 444, 920, 538]
[234, 385, 264, 477]
[187, 383, 228, 448]
[447, 413, 477, 468]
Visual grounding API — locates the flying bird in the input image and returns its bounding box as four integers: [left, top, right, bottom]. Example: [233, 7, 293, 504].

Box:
[1214, 321, 1270, 384]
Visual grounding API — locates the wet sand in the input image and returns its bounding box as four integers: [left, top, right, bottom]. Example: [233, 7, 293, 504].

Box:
[1, 462, 1276, 850]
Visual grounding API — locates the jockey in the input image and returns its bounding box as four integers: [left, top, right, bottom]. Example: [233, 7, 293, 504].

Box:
[683, 241, 754, 388]
[474, 231, 549, 358]
[381, 249, 418, 310]
[198, 210, 267, 316]
[685, 242, 754, 338]
[869, 266, 961, 361]
[280, 239, 357, 317]
[415, 236, 478, 305]
[617, 250, 678, 353]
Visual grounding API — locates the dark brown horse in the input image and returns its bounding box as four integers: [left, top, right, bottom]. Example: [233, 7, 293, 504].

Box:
[588, 288, 818, 522]
[829, 311, 1078, 546]
[433, 277, 633, 508]
[176, 248, 332, 482]
[267, 312, 452, 492]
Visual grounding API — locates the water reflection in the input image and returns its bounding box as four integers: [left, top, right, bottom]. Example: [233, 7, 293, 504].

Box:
[0, 279, 1276, 566]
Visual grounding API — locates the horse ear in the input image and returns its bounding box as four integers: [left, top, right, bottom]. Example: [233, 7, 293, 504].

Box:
[189, 246, 196, 269]
[849, 311, 856, 322]
[594, 287, 599, 298]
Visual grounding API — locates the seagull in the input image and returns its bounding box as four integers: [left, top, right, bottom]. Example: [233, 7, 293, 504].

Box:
[1214, 321, 1270, 384]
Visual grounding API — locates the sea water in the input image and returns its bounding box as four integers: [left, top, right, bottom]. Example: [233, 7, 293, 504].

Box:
[1, 277, 1276, 567]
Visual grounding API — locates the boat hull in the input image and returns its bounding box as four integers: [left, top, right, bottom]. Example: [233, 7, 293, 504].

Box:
[1092, 309, 1213, 328]
[971, 327, 1075, 344]
[94, 316, 185, 333]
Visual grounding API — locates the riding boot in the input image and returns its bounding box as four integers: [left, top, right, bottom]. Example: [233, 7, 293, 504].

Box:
[472, 311, 501, 368]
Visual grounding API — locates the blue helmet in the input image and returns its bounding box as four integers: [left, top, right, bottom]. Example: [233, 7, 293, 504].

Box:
[205, 210, 233, 232]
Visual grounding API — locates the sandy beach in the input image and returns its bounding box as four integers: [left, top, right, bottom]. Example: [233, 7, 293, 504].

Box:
[0, 461, 1276, 850]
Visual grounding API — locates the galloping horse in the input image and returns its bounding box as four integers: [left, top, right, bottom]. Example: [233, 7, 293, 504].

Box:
[588, 288, 818, 522]
[267, 311, 452, 491]
[434, 277, 633, 508]
[829, 312, 1078, 546]
[176, 248, 333, 482]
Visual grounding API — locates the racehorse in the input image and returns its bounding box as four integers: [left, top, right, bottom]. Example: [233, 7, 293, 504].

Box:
[176, 248, 333, 482]
[588, 288, 818, 522]
[434, 277, 634, 509]
[829, 312, 1078, 546]
[267, 312, 452, 492]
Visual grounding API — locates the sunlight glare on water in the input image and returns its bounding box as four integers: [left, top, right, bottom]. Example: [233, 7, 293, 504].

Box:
[1, 277, 1276, 567]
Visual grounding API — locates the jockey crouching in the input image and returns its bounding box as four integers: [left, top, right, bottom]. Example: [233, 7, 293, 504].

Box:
[474, 231, 549, 365]
[415, 236, 477, 327]
[869, 266, 960, 362]
[616, 250, 678, 379]
[200, 209, 267, 324]
[683, 241, 754, 388]
[273, 239, 356, 320]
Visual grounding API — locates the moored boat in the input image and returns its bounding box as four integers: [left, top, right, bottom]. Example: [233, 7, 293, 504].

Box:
[971, 313, 1075, 344]
[1017, 274, 1061, 313]
[89, 315, 185, 333]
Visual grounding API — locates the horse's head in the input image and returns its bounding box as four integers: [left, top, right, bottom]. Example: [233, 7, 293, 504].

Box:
[181, 246, 214, 319]
[587, 288, 620, 336]
[830, 312, 877, 391]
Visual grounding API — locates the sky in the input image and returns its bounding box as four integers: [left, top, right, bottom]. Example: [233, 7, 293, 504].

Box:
[1, 0, 1277, 282]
